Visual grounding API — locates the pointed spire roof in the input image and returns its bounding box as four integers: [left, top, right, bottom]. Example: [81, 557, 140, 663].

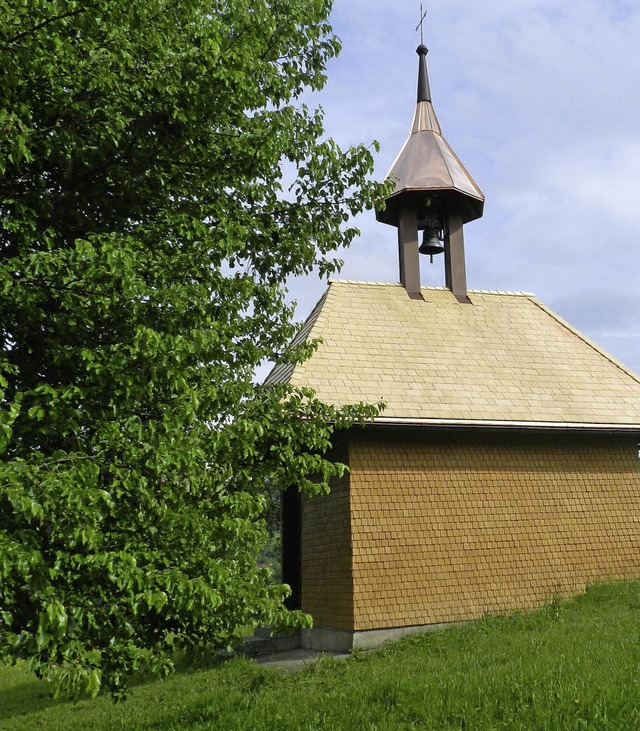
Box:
[377, 45, 485, 227]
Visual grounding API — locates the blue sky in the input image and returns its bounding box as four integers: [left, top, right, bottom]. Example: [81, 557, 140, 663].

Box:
[286, 1, 640, 374]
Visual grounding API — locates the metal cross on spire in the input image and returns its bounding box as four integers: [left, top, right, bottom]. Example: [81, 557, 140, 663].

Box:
[415, 3, 428, 46]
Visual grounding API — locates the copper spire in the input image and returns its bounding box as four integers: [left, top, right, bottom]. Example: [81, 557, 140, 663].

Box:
[417, 44, 432, 102]
[377, 45, 484, 228]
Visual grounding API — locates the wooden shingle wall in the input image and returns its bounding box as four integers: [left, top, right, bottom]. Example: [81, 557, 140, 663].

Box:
[301, 429, 640, 632]
[300, 448, 354, 629]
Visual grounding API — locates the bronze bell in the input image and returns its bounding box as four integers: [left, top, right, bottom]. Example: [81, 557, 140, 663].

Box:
[419, 224, 445, 262]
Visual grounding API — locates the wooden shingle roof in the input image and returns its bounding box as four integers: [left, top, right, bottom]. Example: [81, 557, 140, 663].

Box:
[266, 280, 640, 430]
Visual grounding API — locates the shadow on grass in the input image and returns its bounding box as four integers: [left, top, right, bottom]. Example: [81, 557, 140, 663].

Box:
[0, 649, 232, 724]
[0, 675, 64, 722]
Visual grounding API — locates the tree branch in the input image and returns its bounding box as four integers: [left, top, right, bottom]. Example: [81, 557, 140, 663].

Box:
[2, 7, 92, 47]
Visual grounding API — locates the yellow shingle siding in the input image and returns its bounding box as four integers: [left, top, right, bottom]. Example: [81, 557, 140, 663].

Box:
[300, 459, 354, 629]
[300, 430, 640, 631]
[275, 280, 640, 426]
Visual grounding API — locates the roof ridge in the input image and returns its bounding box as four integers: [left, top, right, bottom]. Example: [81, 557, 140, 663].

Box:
[329, 278, 402, 286]
[530, 299, 640, 385]
[328, 279, 535, 297]
[468, 288, 535, 297]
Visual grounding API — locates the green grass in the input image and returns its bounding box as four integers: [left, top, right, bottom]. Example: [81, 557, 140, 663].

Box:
[3, 581, 640, 730]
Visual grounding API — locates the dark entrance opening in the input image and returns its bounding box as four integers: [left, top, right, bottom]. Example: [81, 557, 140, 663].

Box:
[281, 486, 301, 610]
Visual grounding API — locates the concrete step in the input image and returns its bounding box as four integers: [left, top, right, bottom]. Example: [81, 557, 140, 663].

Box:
[236, 628, 300, 657]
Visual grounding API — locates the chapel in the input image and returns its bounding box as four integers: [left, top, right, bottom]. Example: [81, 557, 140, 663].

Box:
[266, 40, 640, 652]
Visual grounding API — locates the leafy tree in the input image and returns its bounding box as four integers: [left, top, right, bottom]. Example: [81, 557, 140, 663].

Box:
[0, 0, 384, 699]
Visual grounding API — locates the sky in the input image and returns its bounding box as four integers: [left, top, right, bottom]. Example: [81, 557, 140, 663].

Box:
[285, 0, 640, 374]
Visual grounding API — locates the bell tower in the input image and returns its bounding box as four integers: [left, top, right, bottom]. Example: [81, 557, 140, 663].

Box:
[376, 42, 484, 302]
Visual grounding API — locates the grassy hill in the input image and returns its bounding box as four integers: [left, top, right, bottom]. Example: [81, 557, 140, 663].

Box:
[2, 580, 640, 730]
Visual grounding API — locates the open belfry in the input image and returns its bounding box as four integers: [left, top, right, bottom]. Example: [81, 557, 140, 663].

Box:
[266, 36, 640, 651]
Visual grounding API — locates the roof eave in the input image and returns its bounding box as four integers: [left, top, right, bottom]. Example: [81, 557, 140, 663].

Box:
[376, 187, 485, 226]
[367, 416, 640, 434]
